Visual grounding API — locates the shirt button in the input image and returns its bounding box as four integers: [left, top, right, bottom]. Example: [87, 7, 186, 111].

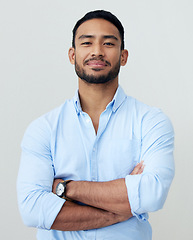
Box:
[93, 148, 96, 152]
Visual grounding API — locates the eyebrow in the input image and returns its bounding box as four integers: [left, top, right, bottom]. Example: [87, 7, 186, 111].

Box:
[78, 35, 119, 41]
[103, 35, 119, 41]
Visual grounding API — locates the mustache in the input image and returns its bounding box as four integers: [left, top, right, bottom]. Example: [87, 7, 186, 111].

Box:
[84, 57, 111, 66]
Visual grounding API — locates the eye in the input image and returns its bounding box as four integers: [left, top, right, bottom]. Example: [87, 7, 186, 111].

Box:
[81, 42, 92, 46]
[104, 42, 115, 46]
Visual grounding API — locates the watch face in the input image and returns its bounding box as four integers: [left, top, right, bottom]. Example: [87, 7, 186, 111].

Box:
[56, 182, 65, 197]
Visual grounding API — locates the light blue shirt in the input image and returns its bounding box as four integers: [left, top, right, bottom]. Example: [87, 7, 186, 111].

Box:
[17, 86, 175, 240]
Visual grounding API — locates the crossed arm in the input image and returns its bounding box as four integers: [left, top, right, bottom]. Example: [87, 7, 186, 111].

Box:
[51, 162, 144, 231]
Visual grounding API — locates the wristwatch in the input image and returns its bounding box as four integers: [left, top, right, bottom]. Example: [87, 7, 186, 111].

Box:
[56, 180, 72, 200]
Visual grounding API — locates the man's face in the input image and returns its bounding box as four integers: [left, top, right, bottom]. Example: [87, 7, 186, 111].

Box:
[69, 19, 128, 84]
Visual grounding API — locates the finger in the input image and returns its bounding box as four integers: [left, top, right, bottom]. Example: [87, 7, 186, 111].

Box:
[131, 162, 142, 175]
[137, 164, 145, 174]
[130, 161, 145, 175]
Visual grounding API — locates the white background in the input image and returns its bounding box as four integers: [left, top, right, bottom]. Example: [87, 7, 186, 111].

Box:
[1, 0, 193, 239]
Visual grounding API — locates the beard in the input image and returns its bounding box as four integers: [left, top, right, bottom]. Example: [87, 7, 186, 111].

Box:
[75, 57, 121, 84]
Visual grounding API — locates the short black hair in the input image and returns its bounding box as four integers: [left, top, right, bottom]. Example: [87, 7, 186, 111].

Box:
[72, 10, 125, 50]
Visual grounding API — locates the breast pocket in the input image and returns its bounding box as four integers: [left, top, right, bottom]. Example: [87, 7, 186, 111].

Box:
[98, 138, 141, 181]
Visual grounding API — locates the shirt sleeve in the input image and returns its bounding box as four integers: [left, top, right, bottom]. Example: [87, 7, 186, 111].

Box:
[125, 109, 175, 221]
[17, 117, 65, 230]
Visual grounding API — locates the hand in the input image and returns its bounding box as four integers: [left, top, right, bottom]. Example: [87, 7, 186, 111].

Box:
[130, 161, 145, 175]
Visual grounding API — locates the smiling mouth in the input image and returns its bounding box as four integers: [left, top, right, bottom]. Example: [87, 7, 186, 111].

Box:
[87, 61, 107, 68]
[84, 58, 111, 69]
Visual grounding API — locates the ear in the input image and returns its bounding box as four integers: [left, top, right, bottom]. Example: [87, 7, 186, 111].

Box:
[68, 47, 75, 65]
[120, 49, 129, 66]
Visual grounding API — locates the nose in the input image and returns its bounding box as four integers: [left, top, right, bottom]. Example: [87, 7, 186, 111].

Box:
[91, 43, 104, 57]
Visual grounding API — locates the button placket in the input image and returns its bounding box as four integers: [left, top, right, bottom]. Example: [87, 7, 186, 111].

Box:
[91, 144, 98, 182]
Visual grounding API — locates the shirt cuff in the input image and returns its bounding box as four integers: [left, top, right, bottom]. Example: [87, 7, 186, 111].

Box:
[125, 175, 148, 222]
[38, 192, 65, 230]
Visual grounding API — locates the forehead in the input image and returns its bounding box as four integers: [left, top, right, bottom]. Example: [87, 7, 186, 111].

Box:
[75, 18, 121, 40]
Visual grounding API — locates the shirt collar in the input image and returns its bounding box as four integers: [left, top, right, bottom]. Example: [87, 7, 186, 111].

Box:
[111, 85, 127, 112]
[73, 90, 82, 114]
[73, 85, 127, 114]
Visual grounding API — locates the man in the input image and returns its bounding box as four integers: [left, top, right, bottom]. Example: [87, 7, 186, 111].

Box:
[17, 10, 175, 240]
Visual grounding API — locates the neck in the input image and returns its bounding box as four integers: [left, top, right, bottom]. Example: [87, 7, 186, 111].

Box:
[78, 78, 118, 114]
